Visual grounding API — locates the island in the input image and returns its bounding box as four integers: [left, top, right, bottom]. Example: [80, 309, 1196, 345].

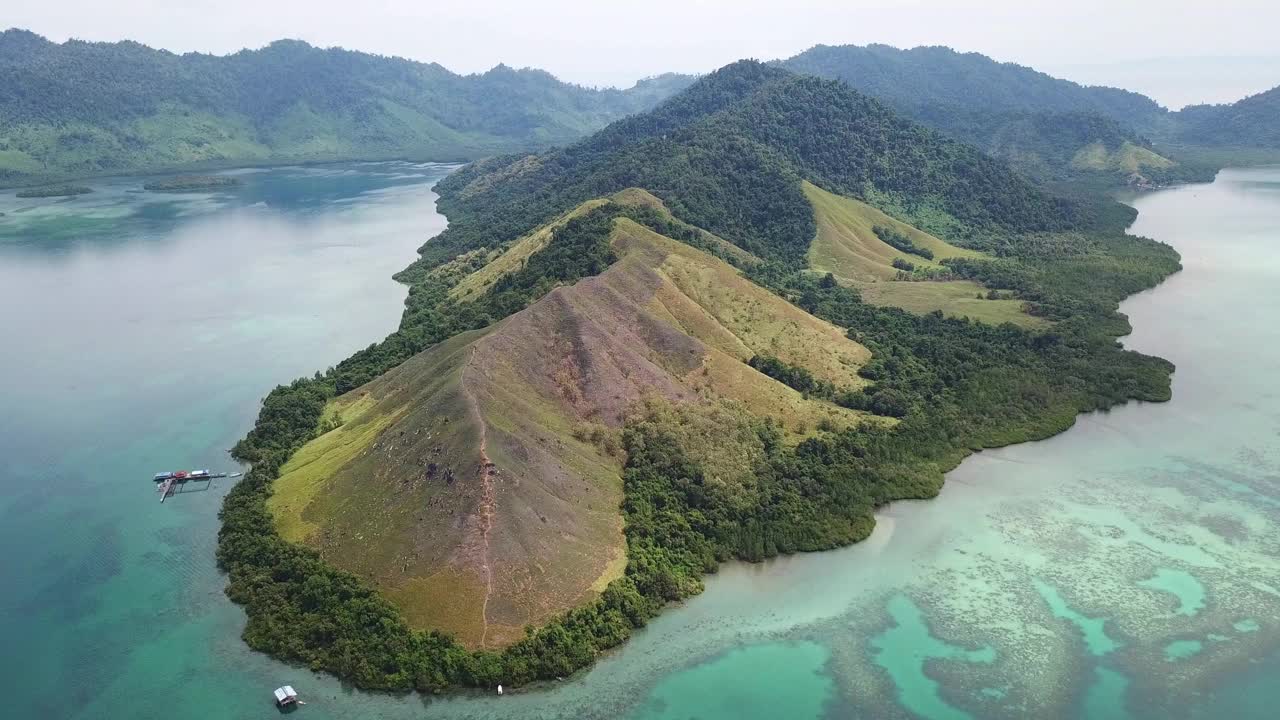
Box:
[143, 175, 243, 193]
[15, 185, 93, 198]
[220, 61, 1179, 694]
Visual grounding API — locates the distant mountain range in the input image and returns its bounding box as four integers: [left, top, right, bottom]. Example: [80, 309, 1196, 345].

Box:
[778, 44, 1280, 188]
[781, 44, 1165, 125]
[1174, 85, 1280, 149]
[0, 29, 691, 185]
[1, 29, 1277, 190]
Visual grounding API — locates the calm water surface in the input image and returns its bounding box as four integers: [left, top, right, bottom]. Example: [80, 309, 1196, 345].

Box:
[1, 166, 1277, 719]
[0, 163, 454, 718]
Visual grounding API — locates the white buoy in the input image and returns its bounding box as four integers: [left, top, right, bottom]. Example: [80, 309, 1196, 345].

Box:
[497, 684, 504, 696]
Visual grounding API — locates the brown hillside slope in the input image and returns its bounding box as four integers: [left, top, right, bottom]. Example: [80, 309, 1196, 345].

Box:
[269, 207, 877, 649]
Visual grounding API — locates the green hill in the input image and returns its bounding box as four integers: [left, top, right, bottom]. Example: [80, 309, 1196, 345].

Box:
[1173, 85, 1280, 150]
[916, 107, 1190, 187]
[779, 43, 1280, 181]
[219, 60, 1179, 693]
[267, 201, 880, 649]
[424, 59, 1098, 273]
[778, 44, 1211, 186]
[781, 44, 1165, 125]
[0, 29, 691, 185]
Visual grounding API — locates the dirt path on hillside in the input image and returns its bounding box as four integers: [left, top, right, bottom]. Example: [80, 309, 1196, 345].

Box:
[461, 346, 498, 649]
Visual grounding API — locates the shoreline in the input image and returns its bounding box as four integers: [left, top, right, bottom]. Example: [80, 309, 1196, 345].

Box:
[215, 167, 1183, 695]
[286, 165, 1276, 718]
[1, 155, 475, 192]
[0, 161, 463, 719]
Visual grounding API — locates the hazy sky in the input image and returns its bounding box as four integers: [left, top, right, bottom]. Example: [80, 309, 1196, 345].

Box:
[9, 0, 1280, 108]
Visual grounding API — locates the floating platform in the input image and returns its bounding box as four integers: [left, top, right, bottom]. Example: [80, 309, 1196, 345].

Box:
[153, 468, 231, 503]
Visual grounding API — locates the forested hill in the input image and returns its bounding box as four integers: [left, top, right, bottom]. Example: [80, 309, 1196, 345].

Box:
[0, 29, 692, 185]
[777, 44, 1207, 186]
[778, 43, 1280, 179]
[1174, 85, 1280, 149]
[781, 44, 1165, 125]
[425, 60, 1097, 271]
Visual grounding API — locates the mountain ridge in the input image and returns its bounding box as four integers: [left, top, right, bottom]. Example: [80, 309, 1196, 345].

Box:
[782, 43, 1167, 123]
[5, 30, 1276, 191]
[420, 59, 1095, 277]
[778, 44, 1227, 186]
[1174, 85, 1280, 148]
[0, 28, 693, 185]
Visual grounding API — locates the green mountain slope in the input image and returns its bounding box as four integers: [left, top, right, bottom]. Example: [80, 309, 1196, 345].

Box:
[912, 106, 1189, 187]
[778, 44, 1211, 186]
[781, 44, 1165, 125]
[219, 60, 1179, 692]
[780, 43, 1280, 181]
[1173, 85, 1280, 149]
[0, 29, 692, 185]
[425, 60, 1099, 274]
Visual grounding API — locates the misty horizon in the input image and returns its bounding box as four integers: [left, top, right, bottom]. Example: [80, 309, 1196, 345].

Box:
[7, 0, 1279, 109]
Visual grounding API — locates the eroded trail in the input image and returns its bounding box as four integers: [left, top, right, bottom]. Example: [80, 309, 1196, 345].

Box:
[462, 346, 498, 648]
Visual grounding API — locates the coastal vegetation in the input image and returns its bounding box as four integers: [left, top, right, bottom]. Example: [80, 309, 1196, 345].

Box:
[14, 184, 91, 198]
[215, 60, 1181, 692]
[143, 175, 243, 193]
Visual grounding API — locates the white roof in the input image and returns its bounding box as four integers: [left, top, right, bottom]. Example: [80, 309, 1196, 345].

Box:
[273, 686, 297, 701]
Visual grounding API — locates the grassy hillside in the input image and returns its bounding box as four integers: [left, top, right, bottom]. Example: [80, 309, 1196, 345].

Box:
[447, 199, 610, 301]
[219, 61, 1180, 692]
[267, 199, 879, 649]
[0, 29, 691, 186]
[1070, 140, 1173, 173]
[804, 180, 981, 281]
[802, 182, 1042, 327]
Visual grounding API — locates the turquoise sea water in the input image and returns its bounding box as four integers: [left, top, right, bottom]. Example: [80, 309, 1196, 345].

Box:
[1, 165, 1277, 718]
[0, 163, 454, 718]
